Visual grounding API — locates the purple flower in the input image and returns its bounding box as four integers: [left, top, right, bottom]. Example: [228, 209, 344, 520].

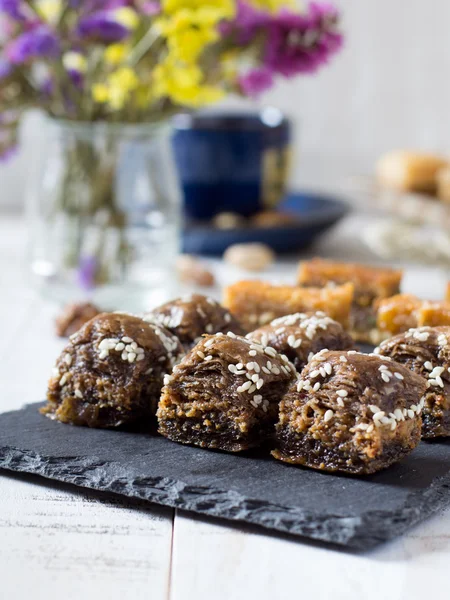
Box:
[220, 1, 268, 44]
[141, 1, 160, 16]
[239, 67, 274, 97]
[309, 2, 340, 24]
[68, 69, 84, 88]
[0, 143, 17, 161]
[0, 0, 26, 21]
[77, 11, 130, 42]
[69, 0, 127, 9]
[264, 3, 343, 78]
[0, 126, 18, 162]
[41, 76, 54, 96]
[77, 256, 98, 290]
[6, 26, 60, 64]
[0, 58, 12, 80]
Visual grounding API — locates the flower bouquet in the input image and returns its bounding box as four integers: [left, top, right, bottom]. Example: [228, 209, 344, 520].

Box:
[0, 0, 343, 307]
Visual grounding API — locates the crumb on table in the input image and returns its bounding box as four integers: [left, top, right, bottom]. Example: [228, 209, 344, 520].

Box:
[55, 302, 101, 338]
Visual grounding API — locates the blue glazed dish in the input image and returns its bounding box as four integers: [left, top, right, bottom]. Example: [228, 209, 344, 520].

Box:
[182, 191, 350, 255]
[172, 109, 291, 220]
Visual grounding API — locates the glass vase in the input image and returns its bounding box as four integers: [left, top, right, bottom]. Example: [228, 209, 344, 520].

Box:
[27, 119, 181, 312]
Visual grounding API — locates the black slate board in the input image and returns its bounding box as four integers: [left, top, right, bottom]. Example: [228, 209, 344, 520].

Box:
[2, 402, 450, 550]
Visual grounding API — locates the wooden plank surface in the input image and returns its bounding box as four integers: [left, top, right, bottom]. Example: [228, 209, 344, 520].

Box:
[1, 473, 174, 600]
[170, 507, 450, 600]
[2, 215, 450, 600]
[0, 217, 174, 600]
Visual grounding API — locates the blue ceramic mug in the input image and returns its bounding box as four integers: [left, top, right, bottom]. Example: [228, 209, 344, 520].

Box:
[172, 108, 292, 221]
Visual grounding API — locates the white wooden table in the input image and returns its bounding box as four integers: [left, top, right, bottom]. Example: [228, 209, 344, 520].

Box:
[2, 214, 450, 600]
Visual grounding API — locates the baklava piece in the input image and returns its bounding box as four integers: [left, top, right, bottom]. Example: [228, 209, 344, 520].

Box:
[418, 302, 450, 328]
[43, 313, 183, 428]
[377, 296, 450, 340]
[376, 150, 448, 194]
[376, 294, 422, 340]
[376, 326, 450, 438]
[55, 301, 101, 337]
[147, 294, 244, 351]
[157, 332, 296, 452]
[297, 258, 402, 343]
[273, 350, 426, 474]
[223, 280, 353, 332]
[437, 166, 450, 203]
[246, 312, 353, 372]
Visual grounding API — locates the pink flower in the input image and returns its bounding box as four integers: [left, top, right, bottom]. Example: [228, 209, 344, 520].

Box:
[239, 68, 274, 97]
[264, 3, 343, 78]
[220, 0, 269, 43]
[222, 1, 343, 90]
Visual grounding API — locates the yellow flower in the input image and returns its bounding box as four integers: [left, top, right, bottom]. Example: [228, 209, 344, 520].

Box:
[220, 50, 239, 82]
[92, 67, 140, 110]
[162, 0, 235, 19]
[63, 52, 87, 73]
[170, 25, 218, 63]
[104, 44, 128, 66]
[157, 5, 226, 64]
[92, 84, 110, 104]
[36, 0, 62, 23]
[113, 7, 140, 29]
[111, 67, 139, 87]
[249, 0, 296, 11]
[108, 67, 140, 109]
[135, 87, 154, 109]
[155, 2, 235, 104]
[153, 59, 200, 98]
[170, 82, 225, 107]
[153, 58, 224, 107]
[160, 6, 227, 31]
[196, 86, 226, 105]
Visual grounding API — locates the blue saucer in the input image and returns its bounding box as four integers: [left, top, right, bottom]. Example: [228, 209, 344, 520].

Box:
[182, 191, 350, 255]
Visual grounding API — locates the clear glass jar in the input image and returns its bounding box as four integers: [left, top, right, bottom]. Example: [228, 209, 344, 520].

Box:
[27, 119, 181, 311]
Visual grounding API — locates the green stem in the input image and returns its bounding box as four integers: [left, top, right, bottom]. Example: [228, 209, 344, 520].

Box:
[81, 46, 105, 120]
[127, 26, 162, 68]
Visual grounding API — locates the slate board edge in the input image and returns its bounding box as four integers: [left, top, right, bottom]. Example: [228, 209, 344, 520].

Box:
[2, 440, 449, 551]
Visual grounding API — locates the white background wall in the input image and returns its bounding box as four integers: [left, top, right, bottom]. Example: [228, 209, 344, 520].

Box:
[2, 0, 450, 212]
